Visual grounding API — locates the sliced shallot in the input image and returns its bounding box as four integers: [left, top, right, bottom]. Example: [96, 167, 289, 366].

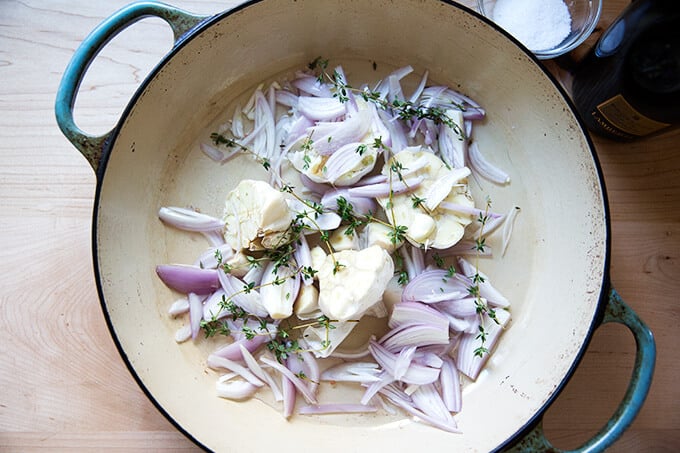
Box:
[456, 309, 511, 380]
[216, 373, 259, 401]
[467, 142, 510, 185]
[158, 206, 225, 232]
[156, 264, 220, 295]
[207, 355, 265, 387]
[320, 362, 382, 383]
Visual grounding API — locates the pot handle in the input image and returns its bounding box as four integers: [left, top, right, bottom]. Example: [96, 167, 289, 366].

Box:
[507, 288, 656, 452]
[55, 1, 209, 173]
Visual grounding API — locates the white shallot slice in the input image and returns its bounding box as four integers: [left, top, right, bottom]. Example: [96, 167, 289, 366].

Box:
[423, 167, 471, 211]
[378, 109, 409, 153]
[501, 206, 521, 256]
[303, 320, 358, 359]
[463, 107, 485, 120]
[294, 234, 314, 286]
[334, 65, 359, 113]
[467, 142, 510, 185]
[297, 347, 321, 396]
[299, 173, 330, 196]
[409, 86, 446, 139]
[443, 312, 475, 333]
[408, 70, 429, 104]
[320, 362, 382, 383]
[218, 269, 269, 317]
[437, 122, 466, 169]
[401, 269, 469, 303]
[216, 373, 259, 401]
[422, 86, 482, 111]
[275, 114, 293, 151]
[411, 383, 456, 426]
[379, 384, 461, 433]
[420, 119, 438, 146]
[174, 324, 192, 343]
[368, 340, 440, 385]
[457, 257, 510, 308]
[236, 121, 265, 149]
[158, 206, 225, 232]
[368, 103, 391, 148]
[438, 202, 502, 220]
[410, 246, 425, 275]
[168, 297, 189, 316]
[194, 244, 234, 269]
[284, 351, 308, 388]
[275, 89, 298, 108]
[456, 309, 511, 380]
[254, 90, 277, 159]
[393, 346, 417, 381]
[285, 115, 315, 147]
[387, 74, 405, 104]
[297, 96, 346, 121]
[413, 351, 444, 369]
[308, 110, 371, 156]
[292, 75, 333, 97]
[238, 344, 283, 402]
[243, 263, 266, 287]
[347, 175, 424, 198]
[400, 246, 417, 281]
[201, 289, 227, 321]
[211, 335, 270, 361]
[231, 104, 245, 138]
[439, 357, 462, 412]
[360, 370, 395, 405]
[433, 297, 479, 318]
[388, 301, 450, 331]
[374, 65, 413, 100]
[260, 357, 318, 404]
[281, 374, 296, 419]
[379, 323, 449, 352]
[207, 355, 265, 387]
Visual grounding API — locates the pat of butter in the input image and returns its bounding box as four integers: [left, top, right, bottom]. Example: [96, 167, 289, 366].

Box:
[317, 245, 394, 321]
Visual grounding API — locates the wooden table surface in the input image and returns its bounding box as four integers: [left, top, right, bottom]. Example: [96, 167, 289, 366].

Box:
[1, 0, 678, 451]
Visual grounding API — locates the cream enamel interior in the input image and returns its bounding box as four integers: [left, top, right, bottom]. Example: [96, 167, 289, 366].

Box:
[94, 0, 607, 451]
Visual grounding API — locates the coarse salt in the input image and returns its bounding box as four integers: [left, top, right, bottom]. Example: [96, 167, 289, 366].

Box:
[492, 0, 572, 51]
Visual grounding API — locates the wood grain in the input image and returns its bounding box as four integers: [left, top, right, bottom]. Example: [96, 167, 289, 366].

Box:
[1, 1, 677, 451]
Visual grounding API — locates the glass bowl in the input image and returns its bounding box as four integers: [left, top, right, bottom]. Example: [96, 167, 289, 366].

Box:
[477, 0, 602, 59]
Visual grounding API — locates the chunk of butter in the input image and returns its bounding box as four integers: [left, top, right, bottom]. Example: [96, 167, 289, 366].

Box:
[317, 245, 394, 321]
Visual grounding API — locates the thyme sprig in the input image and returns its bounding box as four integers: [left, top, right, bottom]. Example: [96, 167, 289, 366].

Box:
[268, 315, 345, 362]
[468, 196, 501, 357]
[200, 288, 341, 363]
[279, 184, 344, 274]
[210, 132, 271, 171]
[308, 57, 466, 140]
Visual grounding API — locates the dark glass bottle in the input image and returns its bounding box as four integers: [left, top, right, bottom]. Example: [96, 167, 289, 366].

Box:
[572, 0, 680, 141]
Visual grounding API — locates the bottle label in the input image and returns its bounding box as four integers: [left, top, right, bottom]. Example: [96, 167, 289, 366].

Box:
[595, 94, 670, 137]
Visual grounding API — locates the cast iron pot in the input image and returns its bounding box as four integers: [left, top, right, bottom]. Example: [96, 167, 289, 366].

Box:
[56, 1, 656, 451]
